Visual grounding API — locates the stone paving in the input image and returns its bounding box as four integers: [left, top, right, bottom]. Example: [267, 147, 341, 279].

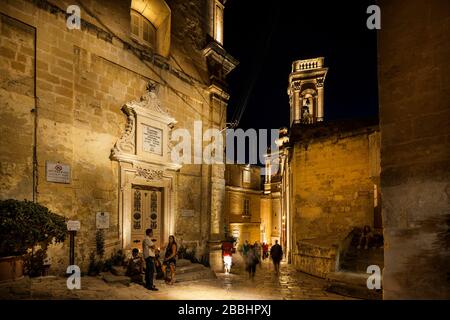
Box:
[0, 257, 354, 300]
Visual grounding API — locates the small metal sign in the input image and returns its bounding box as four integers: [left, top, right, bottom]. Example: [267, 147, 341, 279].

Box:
[96, 212, 110, 229]
[67, 220, 81, 231]
[46, 161, 71, 184]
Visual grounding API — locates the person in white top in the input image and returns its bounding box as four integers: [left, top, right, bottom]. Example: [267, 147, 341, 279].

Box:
[142, 228, 158, 291]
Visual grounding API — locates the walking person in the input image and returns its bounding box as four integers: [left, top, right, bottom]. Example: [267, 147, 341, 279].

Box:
[262, 242, 269, 260]
[142, 228, 158, 291]
[254, 241, 262, 268]
[242, 240, 249, 257]
[246, 245, 259, 280]
[162, 235, 178, 285]
[270, 240, 283, 275]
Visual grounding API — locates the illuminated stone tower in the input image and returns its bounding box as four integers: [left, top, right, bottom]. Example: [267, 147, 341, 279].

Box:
[287, 57, 328, 126]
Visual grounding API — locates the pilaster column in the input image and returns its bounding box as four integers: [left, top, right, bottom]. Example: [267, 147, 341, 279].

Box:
[293, 91, 301, 123]
[317, 84, 324, 121]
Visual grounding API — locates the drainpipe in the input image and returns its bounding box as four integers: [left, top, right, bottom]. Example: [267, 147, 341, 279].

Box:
[32, 26, 38, 203]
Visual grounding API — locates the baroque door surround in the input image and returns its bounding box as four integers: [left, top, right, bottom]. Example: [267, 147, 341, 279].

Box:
[111, 84, 181, 250]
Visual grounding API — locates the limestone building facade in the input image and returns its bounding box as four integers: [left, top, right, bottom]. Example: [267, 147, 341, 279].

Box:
[265, 58, 382, 278]
[224, 164, 281, 248]
[0, 0, 237, 273]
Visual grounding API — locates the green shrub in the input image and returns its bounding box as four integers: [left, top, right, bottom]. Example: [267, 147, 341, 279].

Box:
[0, 199, 66, 257]
[95, 230, 105, 257]
[88, 252, 104, 276]
[0, 199, 66, 277]
[23, 248, 47, 277]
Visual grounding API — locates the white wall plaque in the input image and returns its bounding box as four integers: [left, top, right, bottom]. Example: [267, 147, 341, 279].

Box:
[181, 209, 195, 217]
[67, 220, 80, 231]
[96, 212, 110, 229]
[46, 161, 71, 184]
[142, 124, 162, 155]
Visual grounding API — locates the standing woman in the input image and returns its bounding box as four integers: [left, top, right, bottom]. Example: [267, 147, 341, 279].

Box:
[162, 235, 178, 285]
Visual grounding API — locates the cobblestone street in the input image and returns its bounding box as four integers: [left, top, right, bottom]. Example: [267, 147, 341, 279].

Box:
[0, 257, 353, 300]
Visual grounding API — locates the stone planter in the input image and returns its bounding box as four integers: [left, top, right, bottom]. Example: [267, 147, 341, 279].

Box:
[0, 255, 24, 282]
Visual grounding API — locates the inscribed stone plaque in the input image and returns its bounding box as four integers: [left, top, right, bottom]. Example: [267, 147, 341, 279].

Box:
[46, 161, 71, 184]
[181, 209, 195, 217]
[142, 124, 162, 155]
[96, 212, 110, 229]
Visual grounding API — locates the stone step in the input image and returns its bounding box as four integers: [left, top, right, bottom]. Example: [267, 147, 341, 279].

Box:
[341, 261, 383, 272]
[340, 247, 384, 273]
[175, 268, 216, 283]
[345, 251, 384, 257]
[176, 263, 206, 274]
[325, 271, 382, 300]
[176, 259, 192, 268]
[340, 261, 384, 272]
[101, 272, 131, 286]
[343, 256, 384, 264]
[106, 259, 215, 284]
[111, 266, 127, 276]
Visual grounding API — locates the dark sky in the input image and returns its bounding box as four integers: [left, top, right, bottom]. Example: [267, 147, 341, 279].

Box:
[224, 0, 379, 130]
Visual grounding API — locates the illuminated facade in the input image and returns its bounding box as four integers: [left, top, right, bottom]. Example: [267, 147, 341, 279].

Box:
[224, 165, 282, 247]
[288, 57, 328, 125]
[0, 0, 237, 273]
[266, 58, 382, 280]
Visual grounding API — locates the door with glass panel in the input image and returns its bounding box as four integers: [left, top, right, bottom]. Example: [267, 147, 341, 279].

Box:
[131, 185, 163, 252]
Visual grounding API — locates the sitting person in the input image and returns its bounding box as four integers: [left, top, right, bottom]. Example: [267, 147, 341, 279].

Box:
[357, 225, 373, 250]
[126, 248, 144, 284]
[154, 248, 164, 280]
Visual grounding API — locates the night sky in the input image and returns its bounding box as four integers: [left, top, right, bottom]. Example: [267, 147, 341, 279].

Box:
[224, 0, 379, 131]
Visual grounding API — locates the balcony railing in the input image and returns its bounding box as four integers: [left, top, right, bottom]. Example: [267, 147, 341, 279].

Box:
[292, 57, 324, 72]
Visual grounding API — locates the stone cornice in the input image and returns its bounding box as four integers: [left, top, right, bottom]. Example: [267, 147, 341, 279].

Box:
[225, 185, 263, 195]
[203, 41, 239, 75]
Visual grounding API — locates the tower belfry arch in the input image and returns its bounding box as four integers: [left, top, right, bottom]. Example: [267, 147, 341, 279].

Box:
[288, 57, 328, 126]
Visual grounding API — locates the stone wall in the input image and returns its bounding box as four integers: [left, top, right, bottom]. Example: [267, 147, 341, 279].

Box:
[291, 123, 380, 243]
[260, 196, 273, 244]
[0, 0, 227, 273]
[0, 14, 35, 201]
[289, 121, 380, 276]
[378, 0, 450, 299]
[225, 164, 262, 190]
[225, 190, 263, 245]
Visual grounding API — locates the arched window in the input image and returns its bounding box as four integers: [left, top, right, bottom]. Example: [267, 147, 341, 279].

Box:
[131, 10, 156, 48]
[131, 0, 171, 57]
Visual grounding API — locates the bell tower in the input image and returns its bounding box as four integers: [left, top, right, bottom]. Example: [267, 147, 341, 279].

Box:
[287, 57, 328, 126]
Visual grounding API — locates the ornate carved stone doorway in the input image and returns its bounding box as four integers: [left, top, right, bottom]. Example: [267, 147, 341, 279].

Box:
[110, 85, 181, 252]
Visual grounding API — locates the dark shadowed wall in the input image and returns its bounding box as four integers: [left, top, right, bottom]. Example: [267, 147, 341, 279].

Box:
[378, 0, 450, 299]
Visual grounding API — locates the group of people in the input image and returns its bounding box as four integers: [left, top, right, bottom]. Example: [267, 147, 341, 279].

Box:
[126, 228, 178, 291]
[126, 230, 286, 288]
[241, 240, 283, 279]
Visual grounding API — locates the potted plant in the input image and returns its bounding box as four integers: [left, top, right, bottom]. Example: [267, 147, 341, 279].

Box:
[0, 199, 66, 281]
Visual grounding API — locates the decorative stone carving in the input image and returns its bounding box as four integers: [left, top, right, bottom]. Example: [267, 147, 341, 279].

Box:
[111, 105, 136, 157]
[316, 77, 325, 88]
[110, 82, 180, 172]
[292, 80, 302, 90]
[135, 166, 164, 181]
[132, 82, 171, 118]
